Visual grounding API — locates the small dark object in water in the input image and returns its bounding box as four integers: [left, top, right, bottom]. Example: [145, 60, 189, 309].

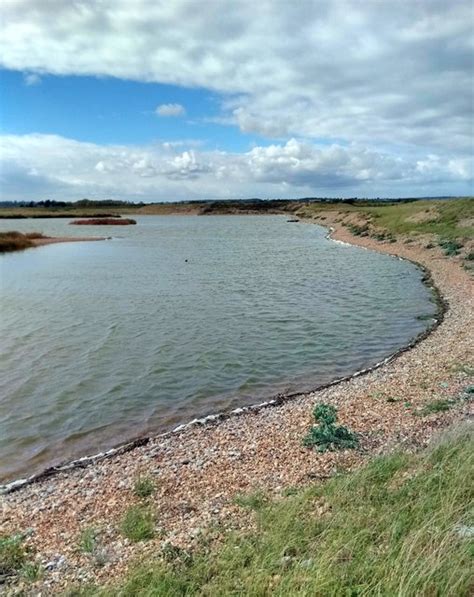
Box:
[185, 259, 188, 262]
[287, 219, 300, 223]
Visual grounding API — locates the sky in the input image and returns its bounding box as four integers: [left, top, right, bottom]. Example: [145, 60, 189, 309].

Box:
[0, 0, 473, 202]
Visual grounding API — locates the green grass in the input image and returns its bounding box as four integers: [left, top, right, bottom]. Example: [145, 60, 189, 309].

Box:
[0, 534, 27, 578]
[421, 399, 456, 415]
[133, 476, 155, 499]
[96, 424, 473, 596]
[78, 528, 98, 554]
[120, 506, 155, 543]
[298, 198, 474, 242]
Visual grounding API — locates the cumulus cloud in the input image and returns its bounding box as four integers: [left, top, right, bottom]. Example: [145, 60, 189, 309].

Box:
[1, 0, 472, 157]
[1, 134, 471, 202]
[155, 103, 186, 117]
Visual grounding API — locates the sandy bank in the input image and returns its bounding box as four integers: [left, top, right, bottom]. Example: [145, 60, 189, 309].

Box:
[1, 218, 473, 592]
[31, 236, 107, 247]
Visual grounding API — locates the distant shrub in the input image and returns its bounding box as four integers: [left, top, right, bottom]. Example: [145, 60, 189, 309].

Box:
[465, 252, 474, 261]
[134, 476, 155, 499]
[303, 404, 359, 452]
[371, 230, 395, 243]
[438, 239, 463, 256]
[347, 224, 369, 237]
[120, 506, 155, 542]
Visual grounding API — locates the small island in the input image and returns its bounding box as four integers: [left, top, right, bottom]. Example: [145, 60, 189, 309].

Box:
[0, 231, 106, 253]
[70, 218, 136, 225]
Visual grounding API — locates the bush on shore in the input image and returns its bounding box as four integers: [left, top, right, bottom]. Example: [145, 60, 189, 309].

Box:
[303, 403, 359, 452]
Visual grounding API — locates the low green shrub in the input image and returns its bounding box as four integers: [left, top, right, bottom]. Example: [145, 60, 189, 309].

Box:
[303, 404, 359, 452]
[120, 506, 155, 543]
[438, 238, 463, 256]
[347, 223, 369, 237]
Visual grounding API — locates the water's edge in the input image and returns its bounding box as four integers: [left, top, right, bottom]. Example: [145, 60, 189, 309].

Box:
[1, 226, 448, 494]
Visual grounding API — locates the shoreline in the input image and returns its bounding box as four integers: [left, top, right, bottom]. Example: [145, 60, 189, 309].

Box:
[1, 218, 472, 592]
[0, 225, 447, 494]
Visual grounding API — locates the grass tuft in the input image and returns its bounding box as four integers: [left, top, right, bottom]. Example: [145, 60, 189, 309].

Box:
[78, 528, 97, 554]
[133, 476, 155, 499]
[120, 506, 155, 543]
[0, 534, 27, 578]
[421, 399, 456, 415]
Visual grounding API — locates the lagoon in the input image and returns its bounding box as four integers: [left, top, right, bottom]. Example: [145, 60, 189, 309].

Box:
[0, 216, 437, 481]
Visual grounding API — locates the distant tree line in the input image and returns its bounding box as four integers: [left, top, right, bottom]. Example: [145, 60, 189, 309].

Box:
[0, 196, 459, 209]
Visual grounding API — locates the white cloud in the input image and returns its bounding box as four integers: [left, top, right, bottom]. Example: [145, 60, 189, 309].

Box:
[0, 1, 472, 156]
[23, 72, 41, 86]
[1, 134, 471, 202]
[155, 103, 186, 117]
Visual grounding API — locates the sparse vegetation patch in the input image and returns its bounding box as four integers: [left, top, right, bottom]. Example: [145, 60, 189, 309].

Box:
[120, 506, 155, 543]
[303, 403, 359, 452]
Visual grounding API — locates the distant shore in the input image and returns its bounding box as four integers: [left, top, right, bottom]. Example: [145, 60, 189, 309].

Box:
[2, 212, 472, 593]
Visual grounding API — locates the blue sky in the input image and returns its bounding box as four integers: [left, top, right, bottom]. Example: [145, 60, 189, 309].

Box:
[0, 1, 472, 202]
[1, 70, 267, 151]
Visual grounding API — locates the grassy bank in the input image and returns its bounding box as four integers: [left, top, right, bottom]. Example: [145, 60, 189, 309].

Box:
[72, 424, 473, 596]
[297, 198, 473, 240]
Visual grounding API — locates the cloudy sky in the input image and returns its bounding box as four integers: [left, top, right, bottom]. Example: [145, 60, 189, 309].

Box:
[0, 0, 473, 202]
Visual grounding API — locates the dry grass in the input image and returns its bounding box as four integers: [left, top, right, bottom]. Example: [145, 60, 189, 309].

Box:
[0, 231, 47, 253]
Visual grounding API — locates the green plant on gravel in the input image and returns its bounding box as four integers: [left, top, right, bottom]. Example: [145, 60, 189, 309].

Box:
[0, 534, 27, 578]
[98, 424, 473, 597]
[20, 561, 42, 582]
[133, 476, 155, 498]
[421, 399, 455, 415]
[438, 238, 463, 256]
[303, 404, 359, 452]
[120, 506, 155, 543]
[78, 527, 97, 554]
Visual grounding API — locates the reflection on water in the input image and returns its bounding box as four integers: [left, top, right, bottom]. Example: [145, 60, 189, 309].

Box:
[0, 216, 437, 481]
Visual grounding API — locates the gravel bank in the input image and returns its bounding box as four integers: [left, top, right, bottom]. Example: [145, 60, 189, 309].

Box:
[1, 219, 473, 593]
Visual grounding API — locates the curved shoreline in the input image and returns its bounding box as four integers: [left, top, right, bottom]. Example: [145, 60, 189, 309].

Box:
[2, 219, 472, 592]
[0, 225, 447, 494]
